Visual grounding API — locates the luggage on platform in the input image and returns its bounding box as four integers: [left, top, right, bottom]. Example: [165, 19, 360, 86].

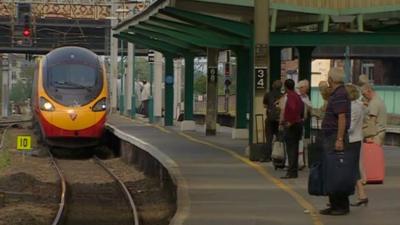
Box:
[308, 161, 326, 196]
[271, 132, 286, 170]
[325, 151, 357, 195]
[362, 142, 385, 184]
[249, 114, 266, 161]
[308, 117, 323, 168]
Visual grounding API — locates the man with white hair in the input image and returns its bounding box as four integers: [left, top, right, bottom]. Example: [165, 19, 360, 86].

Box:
[319, 67, 355, 216]
[361, 84, 387, 145]
[298, 79, 311, 109]
[297, 79, 311, 169]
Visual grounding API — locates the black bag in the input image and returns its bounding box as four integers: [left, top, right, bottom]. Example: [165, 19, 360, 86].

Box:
[265, 91, 282, 122]
[325, 151, 356, 195]
[308, 117, 323, 168]
[249, 114, 266, 161]
[308, 162, 326, 196]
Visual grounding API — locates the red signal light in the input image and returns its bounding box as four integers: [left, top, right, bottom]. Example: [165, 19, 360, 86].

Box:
[22, 26, 31, 37]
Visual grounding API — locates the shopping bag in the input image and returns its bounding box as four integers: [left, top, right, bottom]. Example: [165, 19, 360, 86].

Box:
[272, 140, 285, 160]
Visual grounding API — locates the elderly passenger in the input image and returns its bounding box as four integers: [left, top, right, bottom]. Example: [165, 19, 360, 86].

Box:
[345, 84, 368, 207]
[361, 84, 387, 145]
[319, 68, 354, 216]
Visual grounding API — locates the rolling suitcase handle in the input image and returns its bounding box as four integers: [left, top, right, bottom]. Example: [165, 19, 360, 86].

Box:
[249, 114, 266, 161]
[255, 113, 266, 144]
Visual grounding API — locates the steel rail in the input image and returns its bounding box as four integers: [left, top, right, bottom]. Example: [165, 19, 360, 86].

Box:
[48, 150, 67, 225]
[93, 156, 139, 225]
[0, 119, 32, 128]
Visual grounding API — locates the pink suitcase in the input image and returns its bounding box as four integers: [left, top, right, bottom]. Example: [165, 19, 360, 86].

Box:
[362, 143, 385, 184]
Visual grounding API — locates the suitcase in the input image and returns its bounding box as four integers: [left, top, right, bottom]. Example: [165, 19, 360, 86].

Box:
[362, 142, 385, 184]
[308, 117, 323, 168]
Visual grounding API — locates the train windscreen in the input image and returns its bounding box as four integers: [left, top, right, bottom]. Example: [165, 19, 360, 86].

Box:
[49, 64, 97, 88]
[44, 62, 103, 107]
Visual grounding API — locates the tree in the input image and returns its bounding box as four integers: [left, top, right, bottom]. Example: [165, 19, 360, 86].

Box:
[10, 63, 34, 105]
[134, 57, 150, 81]
[194, 75, 207, 95]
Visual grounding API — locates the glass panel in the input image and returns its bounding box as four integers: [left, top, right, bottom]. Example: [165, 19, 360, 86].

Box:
[48, 64, 97, 88]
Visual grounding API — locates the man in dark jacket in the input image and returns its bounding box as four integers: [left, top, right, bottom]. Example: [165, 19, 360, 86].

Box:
[262, 80, 282, 162]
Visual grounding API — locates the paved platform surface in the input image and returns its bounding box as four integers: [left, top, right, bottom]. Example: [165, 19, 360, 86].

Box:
[107, 115, 400, 225]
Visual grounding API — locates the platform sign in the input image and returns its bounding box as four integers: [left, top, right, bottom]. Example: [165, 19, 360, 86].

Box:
[207, 67, 217, 83]
[148, 50, 155, 63]
[17, 136, 31, 151]
[165, 75, 173, 85]
[255, 67, 268, 90]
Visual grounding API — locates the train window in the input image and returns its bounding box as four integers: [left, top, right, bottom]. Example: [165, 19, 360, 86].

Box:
[49, 64, 98, 88]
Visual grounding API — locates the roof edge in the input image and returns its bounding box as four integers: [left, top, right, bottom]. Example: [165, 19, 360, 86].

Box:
[113, 0, 171, 32]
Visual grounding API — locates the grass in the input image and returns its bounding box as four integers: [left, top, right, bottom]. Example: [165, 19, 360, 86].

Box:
[0, 150, 10, 171]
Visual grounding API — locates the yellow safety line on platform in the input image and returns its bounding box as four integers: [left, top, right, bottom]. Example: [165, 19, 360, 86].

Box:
[129, 116, 171, 134]
[178, 131, 324, 225]
[153, 124, 171, 134]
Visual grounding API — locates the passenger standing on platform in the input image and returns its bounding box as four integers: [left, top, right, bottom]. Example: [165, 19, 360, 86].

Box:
[320, 68, 353, 216]
[135, 80, 143, 112]
[298, 79, 312, 115]
[297, 79, 311, 169]
[361, 84, 387, 146]
[345, 84, 368, 207]
[311, 81, 331, 119]
[141, 80, 151, 117]
[279, 79, 304, 179]
[262, 80, 283, 162]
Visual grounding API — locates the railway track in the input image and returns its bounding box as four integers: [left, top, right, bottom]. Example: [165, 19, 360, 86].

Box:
[0, 118, 32, 128]
[49, 150, 139, 225]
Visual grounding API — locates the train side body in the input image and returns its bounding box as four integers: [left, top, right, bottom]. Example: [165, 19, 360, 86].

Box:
[32, 46, 109, 148]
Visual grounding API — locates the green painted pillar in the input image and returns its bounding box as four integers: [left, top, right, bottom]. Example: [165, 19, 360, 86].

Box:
[270, 47, 281, 88]
[298, 47, 313, 82]
[131, 45, 136, 118]
[298, 46, 314, 139]
[344, 46, 351, 83]
[184, 54, 194, 121]
[235, 47, 249, 129]
[148, 60, 154, 123]
[206, 48, 219, 136]
[119, 39, 125, 115]
[164, 54, 174, 126]
[248, 43, 254, 146]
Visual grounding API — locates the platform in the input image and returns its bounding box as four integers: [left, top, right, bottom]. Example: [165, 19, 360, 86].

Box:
[106, 114, 400, 225]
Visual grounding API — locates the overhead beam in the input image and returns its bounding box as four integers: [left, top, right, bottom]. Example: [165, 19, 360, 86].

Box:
[135, 22, 230, 48]
[129, 26, 203, 52]
[115, 33, 179, 56]
[148, 16, 250, 46]
[160, 7, 252, 38]
[271, 32, 400, 47]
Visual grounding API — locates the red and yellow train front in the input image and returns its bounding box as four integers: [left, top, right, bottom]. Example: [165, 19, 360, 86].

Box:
[34, 47, 108, 147]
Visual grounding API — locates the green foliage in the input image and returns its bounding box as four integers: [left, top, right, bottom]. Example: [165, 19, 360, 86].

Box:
[194, 75, 207, 95]
[10, 63, 34, 104]
[135, 57, 150, 81]
[10, 80, 32, 104]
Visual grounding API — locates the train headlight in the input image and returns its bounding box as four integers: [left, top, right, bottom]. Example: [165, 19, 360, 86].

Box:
[40, 97, 55, 111]
[92, 98, 107, 112]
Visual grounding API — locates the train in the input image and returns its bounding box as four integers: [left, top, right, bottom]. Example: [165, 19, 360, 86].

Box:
[32, 46, 109, 148]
